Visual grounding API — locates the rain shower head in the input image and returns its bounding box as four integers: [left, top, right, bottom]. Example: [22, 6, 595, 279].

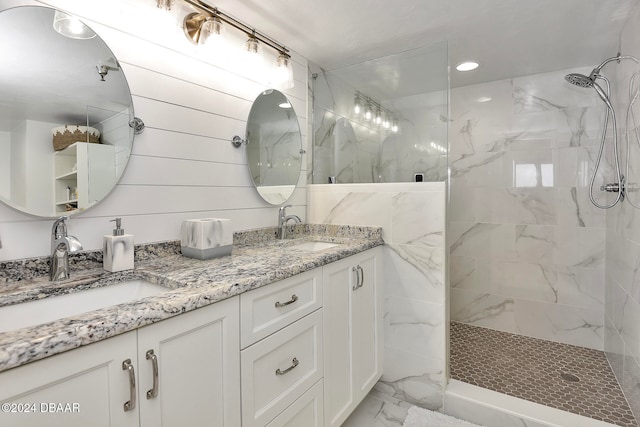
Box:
[565, 73, 595, 88]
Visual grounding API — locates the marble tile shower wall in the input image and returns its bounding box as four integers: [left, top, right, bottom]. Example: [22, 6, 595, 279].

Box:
[308, 182, 447, 410]
[449, 67, 609, 350]
[605, 0, 640, 420]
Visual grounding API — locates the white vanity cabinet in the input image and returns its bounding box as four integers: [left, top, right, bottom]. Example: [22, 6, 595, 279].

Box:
[322, 247, 384, 427]
[0, 296, 240, 427]
[0, 331, 139, 427]
[0, 245, 383, 427]
[240, 269, 324, 427]
[137, 296, 241, 427]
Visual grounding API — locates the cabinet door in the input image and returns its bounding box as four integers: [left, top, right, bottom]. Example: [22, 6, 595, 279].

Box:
[351, 249, 383, 402]
[0, 331, 138, 427]
[322, 248, 383, 427]
[322, 254, 356, 427]
[137, 297, 240, 427]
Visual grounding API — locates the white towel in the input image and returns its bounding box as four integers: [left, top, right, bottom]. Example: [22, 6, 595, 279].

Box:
[403, 406, 484, 427]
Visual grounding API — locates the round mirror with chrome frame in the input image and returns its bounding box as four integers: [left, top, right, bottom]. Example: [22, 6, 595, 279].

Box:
[245, 89, 303, 205]
[0, 5, 140, 218]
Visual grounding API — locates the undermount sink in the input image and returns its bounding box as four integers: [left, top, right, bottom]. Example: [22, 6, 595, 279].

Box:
[288, 241, 340, 252]
[0, 280, 169, 333]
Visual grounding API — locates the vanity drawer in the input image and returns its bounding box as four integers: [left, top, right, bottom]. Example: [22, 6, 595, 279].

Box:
[241, 310, 323, 427]
[240, 268, 322, 348]
[265, 380, 324, 427]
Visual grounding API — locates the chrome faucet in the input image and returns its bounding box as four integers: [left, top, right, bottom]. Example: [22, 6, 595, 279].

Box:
[49, 216, 83, 281]
[277, 205, 301, 240]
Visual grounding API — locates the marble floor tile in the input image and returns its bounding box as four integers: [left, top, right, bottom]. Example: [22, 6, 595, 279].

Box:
[342, 391, 409, 427]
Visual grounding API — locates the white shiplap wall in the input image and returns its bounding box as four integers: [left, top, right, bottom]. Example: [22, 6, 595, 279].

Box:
[0, 0, 308, 261]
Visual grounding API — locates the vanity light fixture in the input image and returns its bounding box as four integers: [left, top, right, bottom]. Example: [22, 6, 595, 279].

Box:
[456, 61, 479, 71]
[52, 11, 96, 40]
[180, 0, 293, 88]
[156, 0, 176, 10]
[352, 91, 400, 133]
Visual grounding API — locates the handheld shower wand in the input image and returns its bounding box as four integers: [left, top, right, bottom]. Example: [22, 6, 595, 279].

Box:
[564, 53, 640, 209]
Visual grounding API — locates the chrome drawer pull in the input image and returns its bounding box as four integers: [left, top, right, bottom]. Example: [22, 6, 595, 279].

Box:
[352, 266, 360, 290]
[275, 357, 299, 376]
[146, 349, 159, 399]
[122, 359, 136, 412]
[275, 294, 298, 308]
[357, 265, 365, 289]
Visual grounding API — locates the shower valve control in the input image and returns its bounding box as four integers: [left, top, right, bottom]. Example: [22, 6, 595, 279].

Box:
[601, 182, 622, 192]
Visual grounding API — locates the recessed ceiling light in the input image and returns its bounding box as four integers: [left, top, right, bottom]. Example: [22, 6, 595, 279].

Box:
[456, 61, 479, 72]
[477, 96, 492, 103]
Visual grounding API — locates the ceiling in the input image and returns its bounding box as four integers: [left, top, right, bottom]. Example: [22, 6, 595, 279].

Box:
[210, 0, 634, 88]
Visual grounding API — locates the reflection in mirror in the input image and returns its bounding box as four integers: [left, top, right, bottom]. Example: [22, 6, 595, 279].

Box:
[0, 6, 135, 217]
[246, 89, 302, 205]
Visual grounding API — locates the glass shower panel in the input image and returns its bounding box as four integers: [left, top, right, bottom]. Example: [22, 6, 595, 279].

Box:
[312, 41, 448, 183]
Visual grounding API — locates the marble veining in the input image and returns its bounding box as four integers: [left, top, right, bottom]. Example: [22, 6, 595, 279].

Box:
[449, 67, 608, 352]
[0, 225, 383, 372]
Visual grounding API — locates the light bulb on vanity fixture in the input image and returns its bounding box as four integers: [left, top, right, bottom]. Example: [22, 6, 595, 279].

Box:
[156, 0, 176, 10]
[52, 11, 96, 39]
[374, 107, 382, 125]
[354, 92, 363, 115]
[241, 32, 266, 73]
[364, 102, 373, 121]
[271, 51, 294, 89]
[382, 115, 390, 130]
[199, 15, 223, 44]
[184, 10, 226, 55]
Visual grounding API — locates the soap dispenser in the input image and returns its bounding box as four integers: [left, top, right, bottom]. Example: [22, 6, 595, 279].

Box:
[103, 218, 134, 272]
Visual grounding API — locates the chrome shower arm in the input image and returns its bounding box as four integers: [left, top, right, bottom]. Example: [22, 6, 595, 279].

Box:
[593, 54, 640, 75]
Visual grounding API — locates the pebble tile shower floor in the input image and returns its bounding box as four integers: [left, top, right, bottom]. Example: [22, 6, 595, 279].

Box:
[450, 322, 637, 427]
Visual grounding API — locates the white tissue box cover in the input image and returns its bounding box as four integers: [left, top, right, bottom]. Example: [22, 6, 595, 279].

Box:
[181, 218, 232, 260]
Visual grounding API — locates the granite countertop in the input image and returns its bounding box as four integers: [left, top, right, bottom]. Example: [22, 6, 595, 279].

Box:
[0, 224, 383, 372]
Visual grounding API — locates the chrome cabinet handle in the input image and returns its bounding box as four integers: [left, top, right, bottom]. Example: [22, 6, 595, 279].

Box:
[275, 357, 299, 376]
[146, 349, 159, 399]
[122, 359, 136, 412]
[275, 294, 299, 308]
[352, 266, 360, 291]
[357, 265, 364, 289]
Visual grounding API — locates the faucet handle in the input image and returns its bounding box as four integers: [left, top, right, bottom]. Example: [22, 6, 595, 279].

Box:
[51, 216, 69, 238]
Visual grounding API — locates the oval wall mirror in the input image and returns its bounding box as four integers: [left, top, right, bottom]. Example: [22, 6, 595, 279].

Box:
[246, 89, 302, 205]
[0, 6, 137, 218]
